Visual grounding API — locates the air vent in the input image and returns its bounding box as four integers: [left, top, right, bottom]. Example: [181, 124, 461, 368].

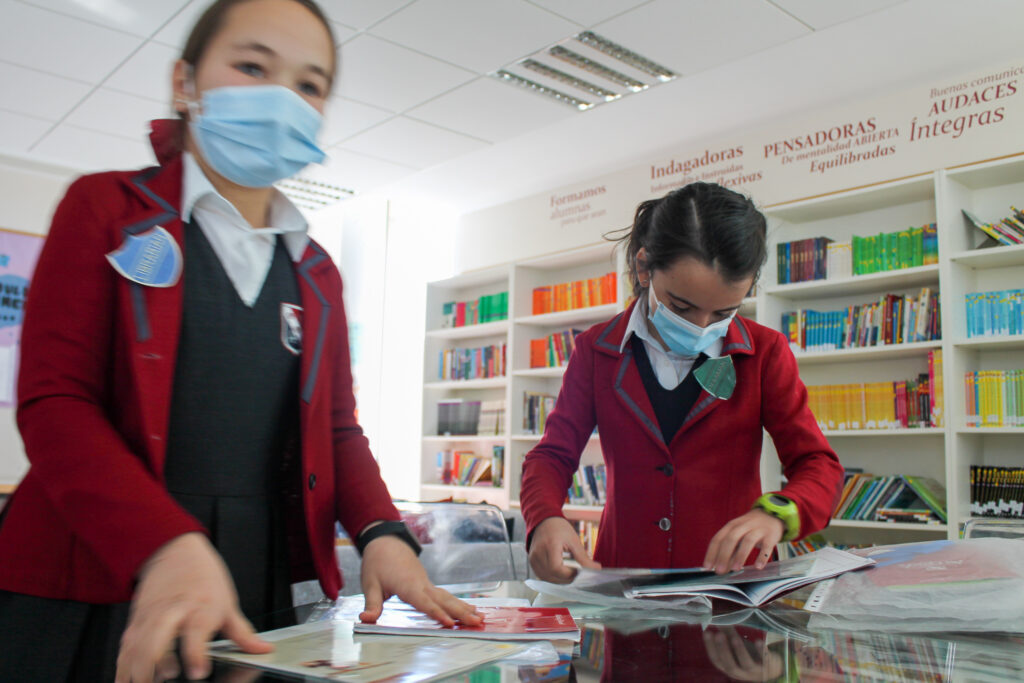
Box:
[276, 174, 355, 211]
[491, 31, 677, 111]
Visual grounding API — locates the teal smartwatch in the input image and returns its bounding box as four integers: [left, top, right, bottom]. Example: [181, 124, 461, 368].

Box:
[753, 493, 800, 542]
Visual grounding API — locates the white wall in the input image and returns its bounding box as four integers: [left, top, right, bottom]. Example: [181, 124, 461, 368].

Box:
[0, 155, 77, 485]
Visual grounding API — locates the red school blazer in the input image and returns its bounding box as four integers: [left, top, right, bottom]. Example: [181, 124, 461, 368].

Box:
[0, 121, 399, 603]
[520, 301, 844, 569]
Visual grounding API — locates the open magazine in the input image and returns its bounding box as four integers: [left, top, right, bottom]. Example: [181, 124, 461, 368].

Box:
[625, 547, 875, 607]
[353, 606, 581, 642]
[210, 620, 527, 683]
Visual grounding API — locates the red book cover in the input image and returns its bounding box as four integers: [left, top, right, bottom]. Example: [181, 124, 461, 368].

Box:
[354, 606, 580, 641]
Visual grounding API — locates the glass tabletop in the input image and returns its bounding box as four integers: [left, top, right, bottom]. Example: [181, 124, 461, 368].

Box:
[191, 582, 1024, 682]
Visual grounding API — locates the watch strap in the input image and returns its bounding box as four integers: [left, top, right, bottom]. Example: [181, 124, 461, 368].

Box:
[355, 520, 422, 556]
[753, 493, 800, 542]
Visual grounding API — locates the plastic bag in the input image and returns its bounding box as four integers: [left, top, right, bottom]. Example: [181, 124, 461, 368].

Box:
[806, 538, 1024, 632]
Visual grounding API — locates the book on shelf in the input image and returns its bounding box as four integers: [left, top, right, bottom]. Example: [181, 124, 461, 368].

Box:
[962, 207, 1024, 247]
[210, 619, 526, 682]
[437, 449, 493, 487]
[491, 445, 504, 488]
[566, 464, 607, 506]
[784, 533, 868, 557]
[529, 328, 583, 368]
[807, 354, 942, 431]
[776, 225, 937, 284]
[441, 292, 509, 328]
[833, 473, 947, 523]
[436, 398, 505, 436]
[971, 465, 1024, 518]
[965, 288, 1024, 338]
[523, 391, 556, 434]
[622, 547, 874, 607]
[354, 605, 581, 642]
[573, 519, 600, 555]
[532, 272, 617, 315]
[438, 343, 506, 381]
[964, 368, 1023, 427]
[782, 287, 940, 352]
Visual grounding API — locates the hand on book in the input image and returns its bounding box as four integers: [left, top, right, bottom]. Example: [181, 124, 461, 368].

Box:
[703, 509, 785, 574]
[528, 516, 602, 583]
[116, 532, 273, 683]
[358, 534, 483, 628]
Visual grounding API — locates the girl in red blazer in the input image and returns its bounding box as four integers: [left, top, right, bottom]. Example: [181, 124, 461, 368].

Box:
[0, 1, 477, 681]
[521, 182, 844, 583]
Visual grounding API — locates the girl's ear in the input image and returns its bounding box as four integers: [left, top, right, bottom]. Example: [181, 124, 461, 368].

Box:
[636, 247, 650, 285]
[172, 59, 191, 115]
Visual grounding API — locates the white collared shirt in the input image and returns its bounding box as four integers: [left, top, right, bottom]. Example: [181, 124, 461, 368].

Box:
[181, 153, 310, 307]
[619, 295, 724, 390]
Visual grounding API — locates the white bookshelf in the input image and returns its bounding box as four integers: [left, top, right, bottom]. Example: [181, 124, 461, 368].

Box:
[420, 243, 626, 512]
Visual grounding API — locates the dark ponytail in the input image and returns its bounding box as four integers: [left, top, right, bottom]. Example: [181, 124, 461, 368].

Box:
[611, 182, 767, 297]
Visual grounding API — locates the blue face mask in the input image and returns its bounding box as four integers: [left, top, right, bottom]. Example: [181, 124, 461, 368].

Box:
[647, 286, 734, 356]
[188, 84, 326, 188]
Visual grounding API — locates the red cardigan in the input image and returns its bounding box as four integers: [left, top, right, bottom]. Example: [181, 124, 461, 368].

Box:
[0, 121, 399, 603]
[520, 302, 843, 569]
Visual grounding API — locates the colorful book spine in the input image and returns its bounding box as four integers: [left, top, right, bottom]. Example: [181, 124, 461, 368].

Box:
[963, 369, 1024, 427]
[532, 272, 617, 315]
[438, 344, 507, 380]
[440, 292, 508, 328]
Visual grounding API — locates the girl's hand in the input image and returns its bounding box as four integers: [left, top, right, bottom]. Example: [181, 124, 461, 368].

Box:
[702, 509, 785, 574]
[116, 532, 272, 683]
[528, 516, 601, 583]
[358, 535, 482, 627]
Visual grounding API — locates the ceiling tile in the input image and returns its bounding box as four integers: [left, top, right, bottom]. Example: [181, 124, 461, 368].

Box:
[17, 0, 191, 37]
[594, 0, 809, 76]
[336, 35, 475, 111]
[340, 116, 488, 169]
[0, 61, 93, 120]
[104, 41, 180, 104]
[770, 0, 906, 30]
[370, 0, 581, 73]
[318, 147, 417, 191]
[525, 0, 653, 27]
[407, 77, 575, 143]
[316, 0, 413, 31]
[0, 109, 53, 153]
[150, 0, 209, 48]
[31, 124, 153, 172]
[329, 20, 358, 44]
[321, 96, 394, 145]
[0, 0, 143, 83]
[64, 88, 170, 142]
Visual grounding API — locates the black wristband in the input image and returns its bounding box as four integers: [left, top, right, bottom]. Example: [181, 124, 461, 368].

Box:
[355, 521, 422, 556]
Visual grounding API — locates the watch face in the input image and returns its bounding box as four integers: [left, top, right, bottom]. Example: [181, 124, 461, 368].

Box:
[769, 494, 790, 506]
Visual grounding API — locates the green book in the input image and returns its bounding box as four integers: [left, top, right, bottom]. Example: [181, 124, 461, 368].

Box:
[902, 475, 948, 523]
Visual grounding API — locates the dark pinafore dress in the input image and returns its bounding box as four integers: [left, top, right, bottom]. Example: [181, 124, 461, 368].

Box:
[630, 335, 708, 445]
[0, 220, 302, 681]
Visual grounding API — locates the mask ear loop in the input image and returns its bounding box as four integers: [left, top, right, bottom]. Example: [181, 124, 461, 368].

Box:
[179, 63, 201, 121]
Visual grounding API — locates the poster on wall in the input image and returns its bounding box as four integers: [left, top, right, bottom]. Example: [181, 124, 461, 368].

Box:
[0, 229, 44, 407]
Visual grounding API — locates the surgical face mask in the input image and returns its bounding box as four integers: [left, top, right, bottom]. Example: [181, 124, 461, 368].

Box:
[186, 83, 326, 187]
[647, 285, 734, 356]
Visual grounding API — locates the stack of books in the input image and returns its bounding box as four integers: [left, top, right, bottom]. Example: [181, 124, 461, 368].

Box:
[833, 472, 947, 524]
[440, 292, 508, 328]
[964, 368, 1023, 427]
[529, 328, 583, 368]
[963, 207, 1024, 246]
[532, 272, 617, 314]
[523, 391, 556, 434]
[970, 465, 1024, 518]
[776, 224, 937, 284]
[438, 343, 506, 381]
[782, 287, 940, 351]
[436, 399, 505, 435]
[807, 354, 943, 430]
[566, 464, 606, 506]
[965, 288, 1024, 338]
[436, 449, 494, 487]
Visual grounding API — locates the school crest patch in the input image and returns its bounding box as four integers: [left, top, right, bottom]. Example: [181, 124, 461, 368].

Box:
[280, 303, 303, 355]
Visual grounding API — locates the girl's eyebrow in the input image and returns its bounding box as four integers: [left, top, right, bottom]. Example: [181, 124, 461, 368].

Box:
[666, 289, 740, 313]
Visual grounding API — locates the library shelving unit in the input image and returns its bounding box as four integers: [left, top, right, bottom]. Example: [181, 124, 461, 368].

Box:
[419, 152, 1024, 553]
[420, 243, 626, 512]
[761, 152, 1024, 548]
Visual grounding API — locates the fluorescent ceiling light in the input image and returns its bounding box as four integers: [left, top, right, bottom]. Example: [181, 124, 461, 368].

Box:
[548, 45, 648, 93]
[521, 59, 620, 102]
[575, 31, 677, 83]
[492, 70, 593, 110]
[277, 176, 355, 211]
